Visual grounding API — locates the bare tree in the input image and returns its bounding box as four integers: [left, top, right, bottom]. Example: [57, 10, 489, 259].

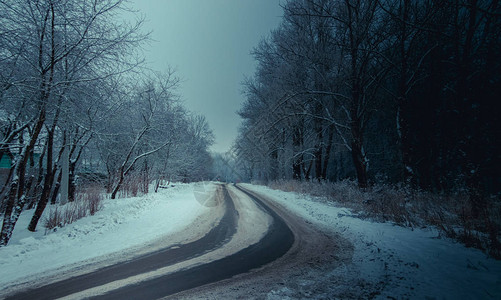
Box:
[1, 0, 145, 244]
[237, 0, 390, 187]
[103, 72, 180, 199]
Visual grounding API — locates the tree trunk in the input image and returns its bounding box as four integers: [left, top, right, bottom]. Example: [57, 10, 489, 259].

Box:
[351, 140, 368, 189]
[351, 105, 368, 188]
[111, 168, 124, 199]
[1, 109, 45, 246]
[68, 161, 76, 202]
[302, 159, 313, 181]
[154, 177, 162, 193]
[292, 126, 302, 180]
[1, 176, 21, 246]
[141, 160, 149, 194]
[459, 0, 485, 216]
[26, 139, 48, 210]
[50, 170, 61, 205]
[314, 125, 323, 181]
[397, 102, 414, 182]
[314, 148, 322, 181]
[395, 0, 415, 184]
[269, 149, 279, 181]
[28, 172, 53, 232]
[322, 125, 334, 180]
[28, 130, 54, 232]
[350, 88, 368, 188]
[292, 160, 301, 180]
[50, 134, 68, 205]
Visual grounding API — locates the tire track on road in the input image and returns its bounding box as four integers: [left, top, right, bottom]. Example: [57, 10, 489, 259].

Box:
[5, 185, 237, 300]
[93, 184, 294, 300]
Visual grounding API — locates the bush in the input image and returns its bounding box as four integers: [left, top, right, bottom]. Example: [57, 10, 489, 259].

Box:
[268, 179, 501, 259]
[43, 206, 63, 231]
[114, 174, 147, 198]
[81, 185, 104, 216]
[43, 185, 104, 232]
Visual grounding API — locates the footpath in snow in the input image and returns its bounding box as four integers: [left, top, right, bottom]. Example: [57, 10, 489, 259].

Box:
[241, 183, 501, 299]
[0, 183, 213, 291]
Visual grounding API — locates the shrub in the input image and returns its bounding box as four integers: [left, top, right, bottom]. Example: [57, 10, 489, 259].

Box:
[81, 185, 103, 216]
[268, 179, 501, 259]
[43, 185, 104, 232]
[44, 207, 64, 232]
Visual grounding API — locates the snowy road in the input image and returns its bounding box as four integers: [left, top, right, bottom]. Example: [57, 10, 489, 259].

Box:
[4, 182, 495, 299]
[3, 184, 296, 299]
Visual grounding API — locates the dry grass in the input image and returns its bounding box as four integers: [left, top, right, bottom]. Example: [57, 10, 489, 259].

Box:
[268, 179, 501, 259]
[115, 174, 148, 198]
[44, 185, 104, 232]
[81, 186, 103, 216]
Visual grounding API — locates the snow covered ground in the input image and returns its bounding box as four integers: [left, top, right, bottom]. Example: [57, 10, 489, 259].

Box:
[0, 183, 212, 291]
[242, 183, 501, 299]
[2, 182, 500, 299]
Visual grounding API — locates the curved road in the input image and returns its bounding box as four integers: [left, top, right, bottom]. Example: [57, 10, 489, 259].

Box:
[5, 184, 295, 300]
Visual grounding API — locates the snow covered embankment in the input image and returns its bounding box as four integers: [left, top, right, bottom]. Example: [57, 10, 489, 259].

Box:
[242, 184, 501, 299]
[0, 183, 212, 290]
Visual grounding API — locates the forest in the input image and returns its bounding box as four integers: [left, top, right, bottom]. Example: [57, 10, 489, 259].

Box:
[0, 0, 214, 246]
[233, 0, 500, 254]
[235, 0, 500, 198]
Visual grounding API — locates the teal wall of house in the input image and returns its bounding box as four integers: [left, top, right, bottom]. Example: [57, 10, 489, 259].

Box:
[0, 153, 41, 169]
[0, 155, 11, 169]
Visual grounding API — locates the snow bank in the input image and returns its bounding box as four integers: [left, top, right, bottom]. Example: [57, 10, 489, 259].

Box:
[242, 183, 501, 299]
[0, 183, 210, 287]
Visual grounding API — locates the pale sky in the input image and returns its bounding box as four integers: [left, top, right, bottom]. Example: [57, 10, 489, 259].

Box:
[128, 0, 283, 153]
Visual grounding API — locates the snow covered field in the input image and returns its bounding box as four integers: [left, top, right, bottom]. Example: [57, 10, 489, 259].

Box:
[242, 184, 501, 299]
[0, 183, 211, 290]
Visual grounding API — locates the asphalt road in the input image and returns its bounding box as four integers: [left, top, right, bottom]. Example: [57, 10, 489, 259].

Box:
[5, 184, 295, 300]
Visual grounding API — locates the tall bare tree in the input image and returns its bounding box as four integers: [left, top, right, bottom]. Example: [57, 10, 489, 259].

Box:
[0, 0, 145, 244]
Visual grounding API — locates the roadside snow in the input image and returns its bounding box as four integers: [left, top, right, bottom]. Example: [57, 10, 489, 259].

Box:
[0, 183, 210, 289]
[242, 183, 501, 299]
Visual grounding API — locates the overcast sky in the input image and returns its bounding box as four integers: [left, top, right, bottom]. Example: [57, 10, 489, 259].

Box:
[128, 0, 283, 153]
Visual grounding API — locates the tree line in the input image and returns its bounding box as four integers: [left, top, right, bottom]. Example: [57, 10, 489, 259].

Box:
[235, 0, 500, 204]
[0, 0, 213, 246]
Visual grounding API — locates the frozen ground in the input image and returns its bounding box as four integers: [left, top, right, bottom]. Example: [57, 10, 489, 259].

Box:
[240, 184, 501, 299]
[0, 183, 213, 291]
